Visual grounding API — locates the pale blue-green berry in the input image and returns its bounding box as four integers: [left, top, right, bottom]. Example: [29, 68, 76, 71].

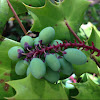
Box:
[33, 37, 40, 45]
[59, 57, 73, 75]
[45, 54, 61, 71]
[64, 48, 87, 65]
[8, 46, 24, 61]
[20, 36, 34, 48]
[39, 27, 55, 44]
[15, 60, 29, 75]
[26, 65, 31, 76]
[44, 67, 60, 83]
[30, 58, 46, 79]
[51, 40, 63, 46]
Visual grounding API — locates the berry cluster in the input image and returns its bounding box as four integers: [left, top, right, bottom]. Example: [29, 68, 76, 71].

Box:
[8, 26, 98, 83]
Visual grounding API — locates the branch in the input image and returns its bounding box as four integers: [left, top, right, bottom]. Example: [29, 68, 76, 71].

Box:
[90, 54, 100, 67]
[18, 40, 100, 68]
[64, 19, 82, 43]
[7, 0, 27, 35]
[64, 19, 100, 68]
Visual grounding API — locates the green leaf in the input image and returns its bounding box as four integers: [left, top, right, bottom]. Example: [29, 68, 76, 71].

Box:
[0, 0, 27, 34]
[24, 0, 90, 40]
[88, 24, 100, 62]
[88, 24, 100, 49]
[6, 74, 68, 99]
[81, 73, 100, 85]
[0, 0, 9, 33]
[73, 78, 100, 100]
[0, 0, 45, 34]
[73, 50, 99, 76]
[91, 7, 99, 21]
[77, 22, 92, 41]
[14, 0, 45, 7]
[0, 36, 23, 99]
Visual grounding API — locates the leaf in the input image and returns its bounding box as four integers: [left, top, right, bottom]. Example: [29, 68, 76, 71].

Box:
[73, 78, 100, 100]
[24, 0, 90, 40]
[0, 0, 27, 34]
[0, 36, 24, 99]
[88, 24, 100, 49]
[10, 0, 45, 7]
[77, 22, 92, 41]
[91, 7, 99, 21]
[0, 0, 9, 33]
[88, 24, 100, 62]
[73, 50, 99, 76]
[6, 74, 68, 100]
[81, 73, 100, 85]
[68, 88, 79, 100]
[0, 0, 45, 34]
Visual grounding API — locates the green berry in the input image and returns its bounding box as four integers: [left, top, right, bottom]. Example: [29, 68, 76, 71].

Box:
[44, 67, 60, 83]
[20, 36, 34, 48]
[26, 65, 31, 76]
[30, 58, 46, 79]
[59, 57, 73, 75]
[39, 27, 55, 44]
[45, 54, 61, 71]
[15, 60, 29, 75]
[8, 46, 24, 61]
[51, 40, 63, 46]
[33, 37, 40, 45]
[64, 48, 87, 65]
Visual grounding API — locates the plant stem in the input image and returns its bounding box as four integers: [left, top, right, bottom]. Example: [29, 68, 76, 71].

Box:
[23, 41, 100, 66]
[64, 19, 100, 68]
[64, 19, 82, 43]
[90, 54, 100, 67]
[7, 0, 27, 35]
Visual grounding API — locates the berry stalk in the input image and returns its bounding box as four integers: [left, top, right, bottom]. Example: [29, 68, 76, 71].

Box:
[19, 40, 100, 65]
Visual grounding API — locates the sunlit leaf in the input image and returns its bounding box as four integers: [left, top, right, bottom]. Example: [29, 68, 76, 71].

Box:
[6, 74, 68, 99]
[88, 24, 100, 62]
[0, 37, 24, 99]
[73, 78, 100, 100]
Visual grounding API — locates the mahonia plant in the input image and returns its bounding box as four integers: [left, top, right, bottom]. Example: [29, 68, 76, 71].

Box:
[8, 27, 100, 83]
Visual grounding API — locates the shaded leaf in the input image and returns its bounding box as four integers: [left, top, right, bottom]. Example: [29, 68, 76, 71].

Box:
[0, 0, 45, 34]
[73, 78, 100, 100]
[24, 0, 90, 40]
[81, 73, 100, 85]
[13, 0, 45, 7]
[0, 0, 9, 33]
